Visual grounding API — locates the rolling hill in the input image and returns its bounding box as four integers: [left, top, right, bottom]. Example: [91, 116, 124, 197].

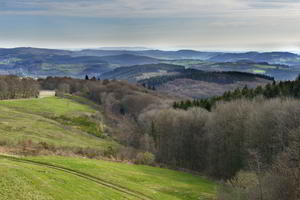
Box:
[0, 96, 118, 153]
[100, 63, 184, 82]
[0, 95, 217, 200]
[166, 60, 300, 80]
[76, 49, 300, 65]
[208, 51, 300, 66]
[75, 49, 219, 60]
[0, 49, 161, 77]
[100, 63, 273, 98]
[0, 52, 111, 77]
[1, 47, 299, 80]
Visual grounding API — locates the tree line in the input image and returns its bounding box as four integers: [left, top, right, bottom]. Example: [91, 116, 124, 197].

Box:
[0, 75, 39, 100]
[174, 77, 300, 111]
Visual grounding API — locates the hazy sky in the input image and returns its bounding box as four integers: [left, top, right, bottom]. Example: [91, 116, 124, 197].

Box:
[1, 0, 300, 51]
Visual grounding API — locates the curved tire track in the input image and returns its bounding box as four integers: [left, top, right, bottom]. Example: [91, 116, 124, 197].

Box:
[0, 155, 152, 200]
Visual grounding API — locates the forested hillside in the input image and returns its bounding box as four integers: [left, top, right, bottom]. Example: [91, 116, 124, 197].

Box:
[137, 68, 273, 98]
[174, 76, 300, 110]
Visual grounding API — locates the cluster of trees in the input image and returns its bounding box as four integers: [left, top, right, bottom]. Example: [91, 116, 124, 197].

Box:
[0, 75, 39, 100]
[174, 78, 300, 111]
[140, 99, 300, 178]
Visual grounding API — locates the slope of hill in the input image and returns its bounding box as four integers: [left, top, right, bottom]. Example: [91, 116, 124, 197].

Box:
[156, 78, 272, 98]
[0, 155, 217, 200]
[138, 68, 273, 98]
[100, 63, 184, 82]
[100, 63, 273, 98]
[166, 60, 300, 80]
[0, 97, 118, 154]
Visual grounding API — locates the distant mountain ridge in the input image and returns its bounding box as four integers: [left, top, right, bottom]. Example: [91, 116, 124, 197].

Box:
[0, 47, 299, 79]
[76, 49, 220, 60]
[208, 51, 300, 66]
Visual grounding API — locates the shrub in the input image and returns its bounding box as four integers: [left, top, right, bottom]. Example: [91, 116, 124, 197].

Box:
[103, 146, 117, 157]
[135, 152, 155, 165]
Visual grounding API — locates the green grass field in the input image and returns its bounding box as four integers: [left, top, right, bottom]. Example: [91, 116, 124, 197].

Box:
[0, 155, 217, 200]
[0, 157, 130, 200]
[0, 97, 117, 150]
[0, 97, 95, 117]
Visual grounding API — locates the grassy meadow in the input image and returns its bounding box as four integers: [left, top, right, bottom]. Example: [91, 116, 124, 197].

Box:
[0, 156, 217, 200]
[0, 96, 95, 117]
[0, 97, 117, 150]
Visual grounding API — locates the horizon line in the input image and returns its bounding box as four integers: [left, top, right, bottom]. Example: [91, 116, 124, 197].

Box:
[1, 46, 300, 54]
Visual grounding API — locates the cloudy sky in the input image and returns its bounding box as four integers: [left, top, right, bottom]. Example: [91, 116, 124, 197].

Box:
[0, 0, 300, 51]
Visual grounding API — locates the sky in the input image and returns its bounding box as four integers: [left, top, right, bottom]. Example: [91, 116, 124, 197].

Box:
[0, 0, 300, 52]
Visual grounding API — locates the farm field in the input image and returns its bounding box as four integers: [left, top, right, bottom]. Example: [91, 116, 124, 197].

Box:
[0, 155, 217, 200]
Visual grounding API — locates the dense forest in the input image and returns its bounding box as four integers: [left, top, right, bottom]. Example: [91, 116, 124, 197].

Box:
[0, 75, 294, 200]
